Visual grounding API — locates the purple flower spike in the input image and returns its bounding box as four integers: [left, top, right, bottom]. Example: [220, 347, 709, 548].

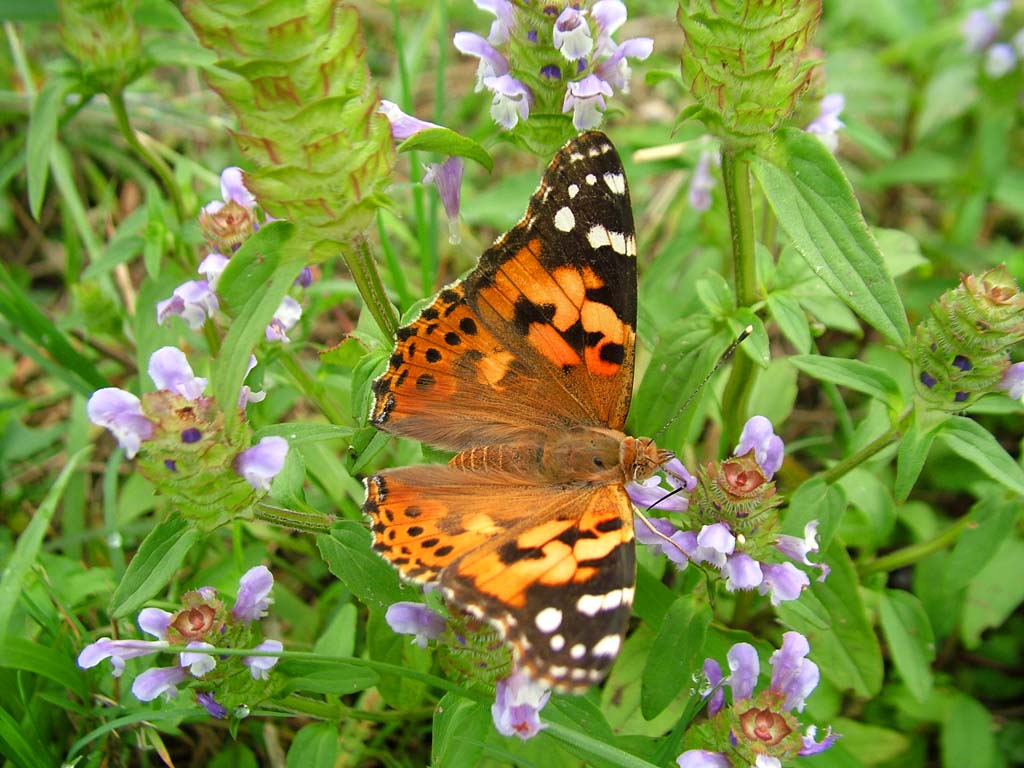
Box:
[553, 7, 593, 61]
[702, 658, 725, 715]
[997, 361, 1024, 399]
[148, 346, 207, 401]
[562, 74, 613, 130]
[234, 436, 289, 491]
[695, 523, 736, 568]
[156, 279, 219, 330]
[131, 665, 188, 702]
[476, 0, 515, 45]
[265, 296, 302, 342]
[687, 151, 716, 212]
[483, 74, 532, 130]
[197, 691, 228, 719]
[770, 632, 819, 712]
[776, 520, 829, 581]
[424, 156, 465, 244]
[243, 639, 283, 680]
[759, 562, 809, 605]
[294, 266, 314, 288]
[727, 642, 760, 701]
[232, 565, 275, 622]
[87, 388, 155, 459]
[219, 167, 256, 210]
[385, 601, 447, 647]
[378, 99, 440, 140]
[77, 637, 168, 677]
[800, 724, 839, 755]
[987, 42, 1018, 76]
[453, 32, 510, 91]
[491, 668, 551, 740]
[198, 252, 229, 289]
[180, 641, 216, 677]
[676, 750, 730, 768]
[595, 36, 653, 93]
[592, 0, 627, 52]
[723, 552, 764, 591]
[962, 4, 1008, 52]
[735, 415, 784, 479]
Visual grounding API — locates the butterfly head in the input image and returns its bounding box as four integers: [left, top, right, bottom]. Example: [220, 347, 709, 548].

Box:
[621, 436, 673, 483]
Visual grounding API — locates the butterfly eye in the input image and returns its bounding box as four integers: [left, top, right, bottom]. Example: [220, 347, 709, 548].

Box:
[592, 456, 606, 469]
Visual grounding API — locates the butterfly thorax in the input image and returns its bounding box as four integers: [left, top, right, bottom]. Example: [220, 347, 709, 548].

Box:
[449, 429, 668, 487]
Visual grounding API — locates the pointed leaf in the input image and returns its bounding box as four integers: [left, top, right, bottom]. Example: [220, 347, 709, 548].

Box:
[26, 76, 70, 220]
[877, 589, 934, 703]
[938, 415, 1024, 495]
[791, 354, 902, 408]
[640, 595, 710, 720]
[110, 516, 200, 618]
[399, 127, 494, 172]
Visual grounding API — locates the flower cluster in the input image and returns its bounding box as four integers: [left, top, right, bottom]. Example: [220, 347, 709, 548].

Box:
[677, 632, 838, 767]
[454, 1, 653, 135]
[804, 92, 845, 152]
[87, 346, 289, 524]
[629, 416, 827, 605]
[158, 167, 308, 342]
[962, 1, 1024, 78]
[78, 566, 283, 718]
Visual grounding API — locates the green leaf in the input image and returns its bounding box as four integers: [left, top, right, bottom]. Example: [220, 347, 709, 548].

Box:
[827, 716, 912, 765]
[277, 659, 379, 695]
[640, 595, 710, 720]
[432, 693, 492, 768]
[26, 76, 70, 220]
[874, 227, 927, 278]
[286, 722, 340, 768]
[253, 422, 355, 445]
[941, 695, 996, 768]
[110, 516, 200, 618]
[542, 721, 661, 768]
[544, 698, 637, 768]
[316, 521, 411, 610]
[784, 476, 847, 548]
[877, 589, 934, 703]
[753, 128, 910, 346]
[0, 448, 89, 635]
[399, 127, 494, 173]
[0, 704, 54, 768]
[0, 636, 89, 700]
[938, 415, 1024, 496]
[767, 292, 812, 353]
[790, 354, 902, 408]
[777, 540, 883, 697]
[945, 496, 1019, 593]
[895, 411, 946, 502]
[961, 535, 1024, 648]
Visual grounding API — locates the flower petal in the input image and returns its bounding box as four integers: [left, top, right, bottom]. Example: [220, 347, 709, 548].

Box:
[727, 642, 760, 701]
[232, 565, 275, 622]
[87, 389, 155, 459]
[385, 601, 447, 647]
[148, 347, 207, 401]
[243, 639, 283, 680]
[491, 668, 550, 740]
[234, 436, 290, 491]
[131, 665, 188, 702]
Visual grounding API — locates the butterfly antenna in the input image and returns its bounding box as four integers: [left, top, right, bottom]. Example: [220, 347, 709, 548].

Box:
[634, 505, 691, 560]
[653, 325, 754, 441]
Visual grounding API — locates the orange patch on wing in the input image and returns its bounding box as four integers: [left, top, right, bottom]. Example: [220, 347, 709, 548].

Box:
[528, 324, 582, 367]
[585, 342, 622, 377]
[516, 519, 576, 549]
[573, 534, 622, 562]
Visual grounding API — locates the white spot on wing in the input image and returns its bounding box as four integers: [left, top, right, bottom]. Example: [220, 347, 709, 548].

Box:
[576, 593, 604, 616]
[549, 664, 568, 677]
[550, 634, 565, 651]
[554, 206, 576, 232]
[608, 230, 626, 255]
[586, 173, 597, 185]
[535, 606, 563, 634]
[621, 587, 635, 605]
[593, 634, 621, 657]
[603, 172, 626, 195]
[568, 183, 579, 199]
[571, 668, 588, 680]
[625, 235, 637, 257]
[570, 644, 586, 659]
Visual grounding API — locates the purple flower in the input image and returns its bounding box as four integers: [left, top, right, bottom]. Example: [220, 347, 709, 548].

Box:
[723, 552, 764, 591]
[243, 639, 283, 680]
[203, 166, 256, 215]
[735, 415, 784, 479]
[702, 658, 725, 715]
[687, 151, 716, 212]
[483, 73, 532, 130]
[148, 346, 207, 401]
[592, 0, 627, 54]
[626, 457, 695, 512]
[475, 0, 514, 45]
[562, 74, 613, 130]
[553, 7, 593, 61]
[694, 523, 736, 568]
[595, 36, 653, 93]
[234, 436, 289, 491]
[985, 42, 1017, 77]
[676, 750, 730, 768]
[131, 665, 188, 701]
[156, 279, 219, 330]
[997, 361, 1024, 399]
[492, 668, 551, 740]
[77, 638, 168, 677]
[770, 632, 819, 712]
[378, 99, 440, 140]
[294, 266, 313, 288]
[232, 565, 275, 622]
[727, 642, 760, 701]
[87, 388, 154, 459]
[800, 724, 839, 755]
[239, 355, 267, 408]
[962, 2, 1009, 52]
[265, 296, 302, 342]
[181, 641, 216, 677]
[423, 156, 465, 244]
[805, 93, 845, 152]
[198, 252, 229, 289]
[758, 562, 809, 605]
[197, 691, 228, 719]
[633, 516, 694, 567]
[453, 32, 510, 91]
[755, 757, 782, 768]
[776, 520, 829, 581]
[385, 602, 447, 647]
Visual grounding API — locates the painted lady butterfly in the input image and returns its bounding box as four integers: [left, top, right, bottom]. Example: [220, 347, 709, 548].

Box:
[364, 131, 671, 692]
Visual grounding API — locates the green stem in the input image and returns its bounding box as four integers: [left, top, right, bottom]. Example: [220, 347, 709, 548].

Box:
[719, 149, 759, 445]
[272, 694, 434, 723]
[341, 233, 399, 338]
[819, 422, 904, 485]
[254, 502, 336, 533]
[278, 346, 348, 425]
[861, 514, 974, 576]
[106, 90, 188, 230]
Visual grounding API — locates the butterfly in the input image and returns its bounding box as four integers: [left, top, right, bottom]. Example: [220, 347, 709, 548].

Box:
[363, 131, 671, 693]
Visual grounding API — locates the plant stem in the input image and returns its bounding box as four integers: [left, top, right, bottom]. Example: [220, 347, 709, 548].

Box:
[254, 502, 336, 533]
[861, 514, 973, 576]
[342, 233, 399, 338]
[278, 346, 348, 426]
[107, 90, 188, 229]
[820, 421, 904, 485]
